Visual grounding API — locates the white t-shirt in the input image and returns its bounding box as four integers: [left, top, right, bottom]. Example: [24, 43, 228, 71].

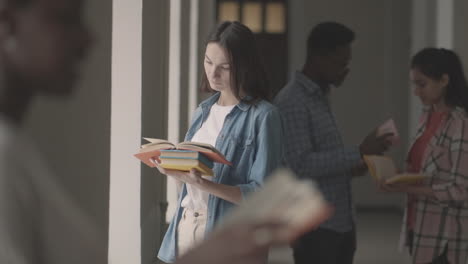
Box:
[0, 115, 105, 263]
[181, 103, 235, 212]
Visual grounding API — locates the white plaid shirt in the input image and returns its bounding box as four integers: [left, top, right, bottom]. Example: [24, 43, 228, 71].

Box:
[274, 71, 361, 232]
[401, 107, 468, 264]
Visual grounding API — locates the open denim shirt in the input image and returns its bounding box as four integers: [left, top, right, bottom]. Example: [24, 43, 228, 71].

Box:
[158, 92, 284, 263]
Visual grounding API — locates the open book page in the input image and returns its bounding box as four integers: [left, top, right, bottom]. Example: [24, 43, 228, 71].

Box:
[141, 138, 175, 149]
[177, 141, 232, 165]
[134, 138, 175, 168]
[143, 137, 170, 144]
[177, 141, 214, 150]
[364, 155, 397, 181]
[363, 155, 426, 184]
[220, 168, 333, 243]
[134, 138, 231, 168]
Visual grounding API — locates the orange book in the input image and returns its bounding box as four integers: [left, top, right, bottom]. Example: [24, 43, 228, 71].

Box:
[134, 138, 232, 168]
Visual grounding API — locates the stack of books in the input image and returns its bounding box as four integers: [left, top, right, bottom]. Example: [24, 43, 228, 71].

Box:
[159, 150, 214, 176]
[134, 138, 232, 176]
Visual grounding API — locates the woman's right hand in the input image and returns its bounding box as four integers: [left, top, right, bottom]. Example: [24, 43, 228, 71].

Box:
[377, 180, 418, 193]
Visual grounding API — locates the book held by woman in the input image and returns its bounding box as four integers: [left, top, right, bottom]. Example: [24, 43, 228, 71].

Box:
[134, 138, 231, 174]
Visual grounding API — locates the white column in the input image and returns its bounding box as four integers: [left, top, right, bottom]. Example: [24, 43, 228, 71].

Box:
[167, 0, 182, 221]
[452, 0, 468, 66]
[436, 0, 454, 48]
[288, 0, 307, 76]
[188, 0, 200, 121]
[382, 0, 393, 113]
[108, 0, 142, 263]
[409, 0, 454, 140]
[408, 0, 431, 140]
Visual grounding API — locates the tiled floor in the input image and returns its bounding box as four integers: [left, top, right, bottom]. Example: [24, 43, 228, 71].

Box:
[268, 210, 411, 264]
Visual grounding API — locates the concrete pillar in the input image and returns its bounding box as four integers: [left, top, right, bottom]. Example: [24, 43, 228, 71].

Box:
[108, 0, 142, 263]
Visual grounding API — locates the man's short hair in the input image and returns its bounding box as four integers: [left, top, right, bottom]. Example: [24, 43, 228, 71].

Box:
[8, 0, 33, 8]
[306, 22, 355, 59]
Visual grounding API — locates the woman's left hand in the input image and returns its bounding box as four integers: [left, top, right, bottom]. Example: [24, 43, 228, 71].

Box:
[378, 180, 426, 193]
[378, 182, 408, 193]
[151, 158, 205, 185]
[170, 168, 205, 185]
[376, 178, 412, 193]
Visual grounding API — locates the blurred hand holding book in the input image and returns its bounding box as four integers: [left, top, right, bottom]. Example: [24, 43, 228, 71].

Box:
[220, 168, 333, 243]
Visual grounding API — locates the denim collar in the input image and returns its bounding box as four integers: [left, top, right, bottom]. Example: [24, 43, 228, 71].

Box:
[199, 92, 253, 112]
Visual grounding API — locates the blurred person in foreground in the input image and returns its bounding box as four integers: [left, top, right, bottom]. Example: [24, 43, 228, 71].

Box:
[0, 0, 104, 263]
[0, 1, 308, 264]
[176, 222, 286, 264]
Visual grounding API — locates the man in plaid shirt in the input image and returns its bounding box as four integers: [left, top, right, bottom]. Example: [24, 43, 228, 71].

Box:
[274, 22, 392, 264]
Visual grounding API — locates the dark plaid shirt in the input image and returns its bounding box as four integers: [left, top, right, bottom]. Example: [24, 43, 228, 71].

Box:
[274, 71, 361, 232]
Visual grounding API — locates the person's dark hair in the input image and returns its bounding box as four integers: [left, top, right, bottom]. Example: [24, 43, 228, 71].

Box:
[200, 21, 270, 103]
[411, 47, 468, 113]
[306, 21, 355, 60]
[9, 0, 33, 8]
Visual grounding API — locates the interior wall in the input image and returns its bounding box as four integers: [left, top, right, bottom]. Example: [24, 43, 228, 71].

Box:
[454, 0, 468, 73]
[197, 0, 216, 103]
[408, 0, 437, 140]
[288, 0, 411, 208]
[24, 0, 112, 261]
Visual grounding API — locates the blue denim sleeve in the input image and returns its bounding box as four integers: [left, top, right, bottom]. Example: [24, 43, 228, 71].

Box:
[237, 108, 284, 199]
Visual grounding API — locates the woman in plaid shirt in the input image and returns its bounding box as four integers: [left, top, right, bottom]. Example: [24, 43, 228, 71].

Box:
[381, 48, 468, 264]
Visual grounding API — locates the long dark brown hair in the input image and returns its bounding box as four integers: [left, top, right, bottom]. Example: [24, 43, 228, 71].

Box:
[411, 48, 468, 113]
[200, 21, 271, 103]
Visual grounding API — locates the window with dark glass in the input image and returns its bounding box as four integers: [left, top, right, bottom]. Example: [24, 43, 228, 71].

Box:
[216, 0, 288, 96]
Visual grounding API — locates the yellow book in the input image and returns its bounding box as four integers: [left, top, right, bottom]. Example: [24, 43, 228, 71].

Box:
[159, 158, 214, 176]
[363, 155, 426, 184]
